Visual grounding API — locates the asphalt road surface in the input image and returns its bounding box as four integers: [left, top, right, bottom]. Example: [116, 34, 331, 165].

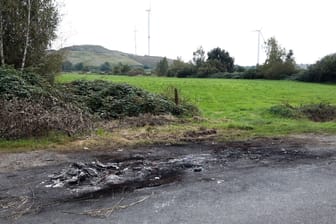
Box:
[1, 135, 336, 224]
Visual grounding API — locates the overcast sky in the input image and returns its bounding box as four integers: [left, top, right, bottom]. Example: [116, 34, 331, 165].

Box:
[54, 0, 336, 66]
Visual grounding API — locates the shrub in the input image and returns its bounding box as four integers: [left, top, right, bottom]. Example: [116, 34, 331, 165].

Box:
[269, 104, 299, 118]
[0, 67, 54, 100]
[168, 60, 194, 78]
[208, 69, 263, 79]
[34, 51, 64, 84]
[269, 103, 336, 122]
[300, 103, 336, 122]
[0, 68, 92, 139]
[260, 62, 296, 80]
[299, 53, 336, 82]
[64, 80, 199, 119]
[127, 68, 145, 76]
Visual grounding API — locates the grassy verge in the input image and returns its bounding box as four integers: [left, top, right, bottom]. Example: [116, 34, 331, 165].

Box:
[0, 133, 73, 152]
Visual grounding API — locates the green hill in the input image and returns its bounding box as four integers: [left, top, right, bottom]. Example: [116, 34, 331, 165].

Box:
[60, 45, 172, 69]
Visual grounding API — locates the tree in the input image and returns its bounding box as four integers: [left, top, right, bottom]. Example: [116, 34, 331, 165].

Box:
[36, 51, 63, 83]
[100, 62, 112, 73]
[206, 47, 234, 73]
[74, 62, 84, 71]
[192, 46, 206, 68]
[113, 63, 131, 75]
[197, 61, 220, 77]
[168, 58, 193, 78]
[127, 67, 145, 76]
[113, 63, 121, 74]
[120, 63, 131, 74]
[156, 57, 169, 76]
[303, 53, 336, 82]
[264, 37, 286, 64]
[62, 61, 73, 72]
[234, 65, 246, 72]
[261, 37, 296, 79]
[285, 49, 295, 64]
[0, 0, 59, 70]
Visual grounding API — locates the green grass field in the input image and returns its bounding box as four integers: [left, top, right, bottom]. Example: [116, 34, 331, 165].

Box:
[57, 74, 336, 137]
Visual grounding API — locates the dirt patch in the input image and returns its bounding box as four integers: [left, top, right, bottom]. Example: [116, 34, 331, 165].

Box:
[183, 127, 217, 141]
[110, 126, 218, 147]
[0, 151, 70, 172]
[100, 114, 178, 131]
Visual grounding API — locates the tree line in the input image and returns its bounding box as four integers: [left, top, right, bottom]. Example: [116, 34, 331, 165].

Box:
[155, 38, 336, 83]
[62, 61, 146, 76]
[155, 38, 297, 80]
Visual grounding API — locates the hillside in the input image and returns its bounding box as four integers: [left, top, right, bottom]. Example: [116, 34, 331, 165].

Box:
[60, 45, 173, 69]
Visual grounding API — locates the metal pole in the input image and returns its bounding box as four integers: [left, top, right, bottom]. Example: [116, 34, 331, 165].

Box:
[134, 27, 137, 55]
[146, 9, 151, 56]
[257, 31, 260, 67]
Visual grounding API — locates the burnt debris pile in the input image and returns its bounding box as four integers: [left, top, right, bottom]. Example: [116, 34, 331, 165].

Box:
[45, 154, 208, 195]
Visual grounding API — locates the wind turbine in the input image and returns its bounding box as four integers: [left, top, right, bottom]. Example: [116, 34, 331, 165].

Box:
[146, 1, 151, 56]
[254, 28, 266, 66]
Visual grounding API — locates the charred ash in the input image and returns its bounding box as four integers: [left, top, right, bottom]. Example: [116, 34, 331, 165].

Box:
[45, 154, 208, 195]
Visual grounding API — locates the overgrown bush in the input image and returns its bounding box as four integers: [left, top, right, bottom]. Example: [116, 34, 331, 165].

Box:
[63, 80, 199, 119]
[0, 68, 92, 139]
[269, 103, 336, 122]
